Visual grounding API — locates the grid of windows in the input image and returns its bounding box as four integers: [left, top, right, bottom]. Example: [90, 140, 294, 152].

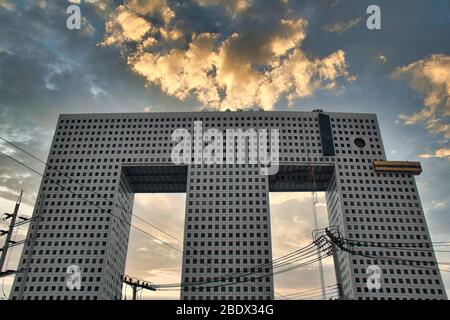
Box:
[182, 164, 273, 300]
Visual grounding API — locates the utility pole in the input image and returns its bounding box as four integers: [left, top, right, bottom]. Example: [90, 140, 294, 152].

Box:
[16, 193, 44, 300]
[0, 191, 23, 274]
[311, 190, 326, 300]
[122, 275, 156, 300]
[325, 228, 351, 300]
[329, 236, 345, 300]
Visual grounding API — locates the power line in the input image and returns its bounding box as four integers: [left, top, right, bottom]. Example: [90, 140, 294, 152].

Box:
[158, 251, 333, 292]
[274, 291, 290, 300]
[282, 284, 338, 298]
[344, 239, 450, 254]
[343, 238, 450, 248]
[155, 239, 331, 289]
[340, 238, 450, 268]
[325, 230, 450, 274]
[354, 251, 450, 273]
[154, 241, 332, 290]
[303, 291, 340, 300]
[285, 288, 339, 300]
[290, 287, 339, 300]
[150, 246, 317, 290]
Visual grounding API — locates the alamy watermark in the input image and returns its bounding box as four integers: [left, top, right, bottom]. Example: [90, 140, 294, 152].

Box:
[66, 265, 82, 290]
[65, 2, 381, 31]
[366, 5, 381, 30]
[66, 0, 101, 30]
[66, 4, 81, 30]
[171, 121, 280, 176]
[366, 264, 382, 291]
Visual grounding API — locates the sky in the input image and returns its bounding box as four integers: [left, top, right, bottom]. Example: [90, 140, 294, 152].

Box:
[0, 0, 449, 299]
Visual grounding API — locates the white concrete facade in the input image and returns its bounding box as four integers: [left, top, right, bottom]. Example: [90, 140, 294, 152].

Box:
[9, 110, 447, 300]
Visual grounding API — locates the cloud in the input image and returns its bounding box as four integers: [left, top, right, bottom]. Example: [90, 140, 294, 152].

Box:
[270, 192, 329, 255]
[132, 193, 186, 241]
[392, 54, 450, 138]
[322, 17, 362, 33]
[270, 192, 337, 295]
[419, 148, 450, 160]
[100, 5, 154, 46]
[374, 54, 387, 63]
[0, 0, 16, 11]
[100, 0, 353, 110]
[125, 0, 175, 23]
[429, 200, 448, 210]
[124, 193, 185, 299]
[195, 0, 251, 15]
[330, 0, 340, 8]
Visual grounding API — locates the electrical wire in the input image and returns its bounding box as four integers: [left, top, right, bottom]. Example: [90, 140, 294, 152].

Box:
[290, 287, 339, 300]
[344, 238, 450, 248]
[156, 246, 332, 290]
[282, 283, 338, 298]
[303, 292, 340, 300]
[154, 238, 330, 289]
[341, 238, 450, 262]
[158, 251, 333, 292]
[344, 240, 450, 254]
[333, 235, 450, 273]
[346, 240, 447, 248]
[286, 287, 339, 300]
[274, 291, 290, 300]
[353, 250, 450, 273]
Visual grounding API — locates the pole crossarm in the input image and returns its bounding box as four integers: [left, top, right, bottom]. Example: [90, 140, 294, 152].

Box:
[1, 213, 13, 221]
[312, 227, 347, 300]
[324, 228, 355, 254]
[0, 191, 23, 277]
[122, 275, 156, 300]
[0, 268, 24, 279]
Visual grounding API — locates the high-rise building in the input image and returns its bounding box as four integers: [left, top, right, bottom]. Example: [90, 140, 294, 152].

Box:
[10, 110, 447, 300]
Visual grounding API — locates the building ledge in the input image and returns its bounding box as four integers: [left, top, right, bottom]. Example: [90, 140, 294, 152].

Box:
[373, 160, 422, 175]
